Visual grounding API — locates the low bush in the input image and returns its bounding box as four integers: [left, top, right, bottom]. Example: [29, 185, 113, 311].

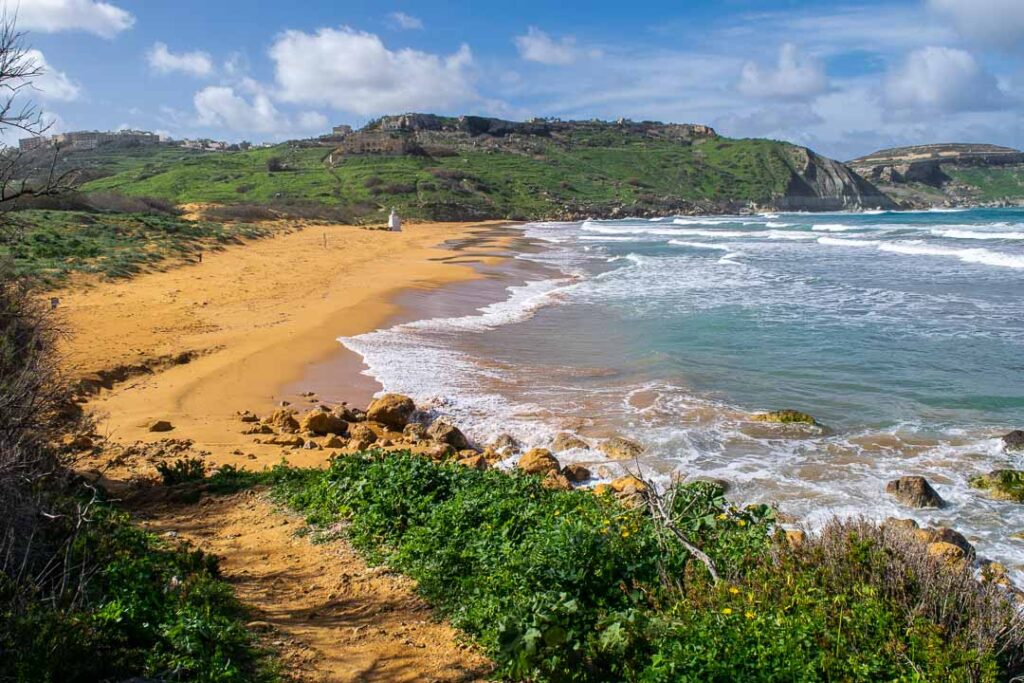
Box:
[156, 456, 206, 485]
[201, 203, 278, 222]
[246, 451, 1024, 682]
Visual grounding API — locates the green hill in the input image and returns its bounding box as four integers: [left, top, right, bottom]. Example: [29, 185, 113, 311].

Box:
[75, 115, 893, 221]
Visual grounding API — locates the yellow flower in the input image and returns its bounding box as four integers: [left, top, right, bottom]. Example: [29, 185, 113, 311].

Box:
[722, 608, 733, 615]
[729, 587, 740, 595]
[737, 520, 746, 527]
[621, 531, 630, 538]
[717, 513, 727, 520]
[553, 510, 560, 516]
[745, 611, 755, 620]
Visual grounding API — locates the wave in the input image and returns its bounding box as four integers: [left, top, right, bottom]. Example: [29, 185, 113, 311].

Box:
[765, 221, 796, 228]
[812, 223, 859, 232]
[668, 240, 734, 251]
[932, 228, 1024, 240]
[879, 242, 1024, 269]
[817, 236, 880, 247]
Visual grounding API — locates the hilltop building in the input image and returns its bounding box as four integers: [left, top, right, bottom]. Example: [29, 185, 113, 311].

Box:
[18, 129, 160, 151]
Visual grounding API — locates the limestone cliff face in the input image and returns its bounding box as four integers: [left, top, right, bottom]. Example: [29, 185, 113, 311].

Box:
[775, 146, 897, 211]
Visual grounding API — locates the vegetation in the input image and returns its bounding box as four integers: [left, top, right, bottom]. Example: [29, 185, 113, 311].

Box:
[970, 469, 1024, 502]
[0, 209, 269, 283]
[78, 135, 808, 221]
[947, 166, 1024, 202]
[211, 452, 1024, 682]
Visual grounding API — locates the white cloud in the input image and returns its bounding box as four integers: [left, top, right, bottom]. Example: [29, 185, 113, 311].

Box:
[388, 12, 423, 30]
[25, 49, 80, 101]
[15, 0, 134, 38]
[929, 0, 1024, 48]
[270, 26, 477, 116]
[194, 82, 324, 136]
[147, 42, 213, 77]
[885, 46, 1004, 112]
[737, 43, 828, 100]
[514, 27, 598, 65]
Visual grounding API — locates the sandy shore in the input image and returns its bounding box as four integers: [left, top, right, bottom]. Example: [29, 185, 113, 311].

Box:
[61, 220, 513, 471]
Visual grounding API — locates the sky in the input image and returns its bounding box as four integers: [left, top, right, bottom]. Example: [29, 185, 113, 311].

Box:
[11, 0, 1024, 160]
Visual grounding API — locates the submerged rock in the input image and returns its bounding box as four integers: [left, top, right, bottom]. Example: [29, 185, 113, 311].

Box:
[598, 436, 644, 460]
[751, 410, 819, 426]
[886, 476, 945, 508]
[552, 432, 589, 452]
[490, 433, 520, 455]
[366, 394, 416, 430]
[1002, 430, 1024, 451]
[969, 469, 1024, 502]
[562, 463, 592, 483]
[427, 419, 470, 450]
[518, 448, 560, 475]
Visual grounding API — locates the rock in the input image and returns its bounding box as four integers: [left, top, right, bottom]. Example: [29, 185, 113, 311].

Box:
[562, 463, 592, 483]
[244, 424, 274, 435]
[323, 435, 347, 449]
[378, 438, 393, 448]
[593, 483, 613, 496]
[303, 441, 320, 450]
[882, 517, 920, 532]
[751, 410, 819, 426]
[366, 394, 416, 429]
[610, 475, 647, 494]
[491, 433, 520, 454]
[349, 409, 367, 422]
[925, 527, 975, 557]
[424, 443, 455, 461]
[62, 434, 94, 451]
[785, 530, 807, 547]
[403, 423, 428, 443]
[886, 476, 945, 508]
[265, 434, 304, 448]
[237, 410, 259, 423]
[279, 400, 291, 407]
[969, 469, 1024, 502]
[481, 447, 503, 463]
[300, 410, 348, 436]
[266, 409, 300, 433]
[348, 424, 377, 450]
[981, 561, 1012, 588]
[1002, 430, 1024, 451]
[427, 419, 470, 450]
[552, 432, 589, 451]
[148, 420, 174, 433]
[1012, 530, 1024, 541]
[542, 471, 573, 491]
[689, 477, 730, 495]
[517, 448, 560, 475]
[926, 541, 966, 563]
[598, 436, 644, 460]
[457, 455, 488, 471]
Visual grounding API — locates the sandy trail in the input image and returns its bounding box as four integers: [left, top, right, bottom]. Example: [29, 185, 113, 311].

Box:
[137, 491, 491, 682]
[60, 220, 512, 681]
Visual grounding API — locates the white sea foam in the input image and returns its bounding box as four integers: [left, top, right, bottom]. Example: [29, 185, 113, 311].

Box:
[932, 228, 1024, 240]
[812, 223, 859, 232]
[668, 240, 734, 251]
[765, 221, 796, 228]
[765, 230, 818, 240]
[817, 236, 880, 247]
[879, 242, 1024, 269]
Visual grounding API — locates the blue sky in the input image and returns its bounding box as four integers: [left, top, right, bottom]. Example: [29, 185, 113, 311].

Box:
[14, 0, 1024, 159]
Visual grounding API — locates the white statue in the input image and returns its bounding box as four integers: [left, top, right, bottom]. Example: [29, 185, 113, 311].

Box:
[388, 208, 402, 232]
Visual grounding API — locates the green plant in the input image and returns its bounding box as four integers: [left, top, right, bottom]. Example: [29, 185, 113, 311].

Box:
[156, 457, 206, 485]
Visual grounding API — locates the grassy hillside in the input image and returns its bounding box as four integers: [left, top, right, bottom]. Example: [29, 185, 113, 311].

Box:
[947, 166, 1024, 202]
[79, 136, 812, 221]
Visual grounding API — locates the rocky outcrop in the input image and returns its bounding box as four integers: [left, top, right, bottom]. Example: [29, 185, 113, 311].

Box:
[552, 432, 589, 451]
[300, 409, 348, 436]
[517, 448, 559, 475]
[427, 419, 470, 450]
[775, 146, 896, 211]
[1002, 430, 1024, 451]
[886, 476, 945, 508]
[751, 410, 819, 426]
[969, 469, 1024, 502]
[598, 436, 644, 460]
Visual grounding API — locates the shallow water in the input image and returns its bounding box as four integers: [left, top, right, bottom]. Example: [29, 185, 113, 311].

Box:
[341, 209, 1024, 580]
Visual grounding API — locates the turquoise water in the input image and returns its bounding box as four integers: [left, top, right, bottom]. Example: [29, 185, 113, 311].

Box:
[342, 208, 1024, 577]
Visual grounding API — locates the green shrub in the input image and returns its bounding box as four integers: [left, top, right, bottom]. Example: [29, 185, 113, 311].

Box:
[254, 451, 1022, 682]
[156, 457, 207, 485]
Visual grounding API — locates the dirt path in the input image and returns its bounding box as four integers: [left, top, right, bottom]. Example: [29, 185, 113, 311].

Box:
[136, 491, 492, 683]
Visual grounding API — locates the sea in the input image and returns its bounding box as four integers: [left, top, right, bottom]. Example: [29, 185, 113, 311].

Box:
[340, 208, 1024, 579]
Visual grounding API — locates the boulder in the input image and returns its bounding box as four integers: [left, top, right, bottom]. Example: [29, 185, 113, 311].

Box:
[348, 424, 377, 450]
[610, 474, 647, 494]
[427, 419, 470, 450]
[593, 483, 613, 496]
[62, 434, 94, 451]
[981, 561, 1012, 588]
[552, 432, 589, 452]
[148, 420, 174, 433]
[403, 423, 428, 443]
[266, 409, 300, 433]
[886, 476, 944, 508]
[366, 394, 416, 429]
[969, 469, 1024, 502]
[785, 530, 807, 547]
[920, 527, 975, 557]
[323, 435, 347, 449]
[882, 517, 920, 533]
[751, 410, 819, 426]
[1002, 430, 1024, 451]
[926, 541, 966, 563]
[598, 436, 644, 460]
[300, 410, 348, 436]
[244, 424, 274, 435]
[491, 433, 521, 454]
[457, 455, 488, 471]
[237, 411, 259, 423]
[517, 448, 560, 475]
[562, 463, 592, 483]
[542, 471, 573, 491]
[424, 443, 455, 461]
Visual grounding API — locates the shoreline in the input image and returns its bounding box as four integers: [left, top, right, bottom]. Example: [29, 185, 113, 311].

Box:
[64, 219, 519, 472]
